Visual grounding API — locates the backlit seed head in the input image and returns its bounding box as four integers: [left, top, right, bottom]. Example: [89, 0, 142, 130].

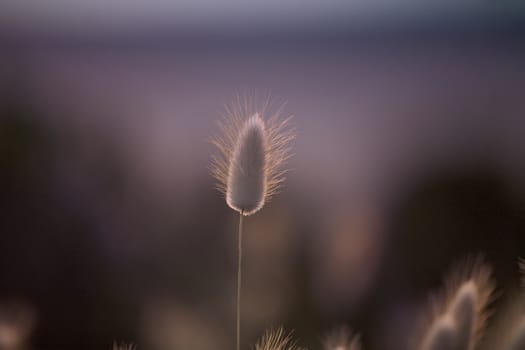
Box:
[211, 98, 294, 216]
[449, 281, 478, 350]
[255, 328, 303, 350]
[421, 315, 456, 350]
[417, 256, 494, 350]
[323, 326, 362, 350]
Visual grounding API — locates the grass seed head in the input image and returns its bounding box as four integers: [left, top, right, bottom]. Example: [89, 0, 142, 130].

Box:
[323, 326, 362, 350]
[211, 97, 294, 216]
[255, 328, 303, 350]
[421, 315, 457, 350]
[417, 256, 494, 350]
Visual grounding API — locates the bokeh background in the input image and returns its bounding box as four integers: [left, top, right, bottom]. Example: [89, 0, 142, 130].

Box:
[1, 1, 525, 350]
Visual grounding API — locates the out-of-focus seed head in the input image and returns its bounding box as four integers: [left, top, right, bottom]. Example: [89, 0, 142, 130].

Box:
[323, 326, 362, 350]
[416, 256, 494, 350]
[112, 342, 137, 350]
[255, 328, 303, 350]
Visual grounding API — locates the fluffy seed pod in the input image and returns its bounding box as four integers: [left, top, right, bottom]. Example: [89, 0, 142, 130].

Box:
[255, 328, 303, 350]
[448, 281, 477, 350]
[416, 257, 494, 350]
[323, 326, 362, 350]
[211, 99, 294, 216]
[226, 114, 267, 214]
[421, 315, 457, 350]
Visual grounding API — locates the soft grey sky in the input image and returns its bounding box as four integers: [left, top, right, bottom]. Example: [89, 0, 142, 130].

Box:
[1, 0, 522, 34]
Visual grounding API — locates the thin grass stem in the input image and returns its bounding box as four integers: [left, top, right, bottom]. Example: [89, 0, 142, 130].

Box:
[236, 211, 244, 350]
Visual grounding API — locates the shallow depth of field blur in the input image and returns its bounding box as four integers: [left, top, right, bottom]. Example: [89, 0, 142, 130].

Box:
[1, 1, 525, 350]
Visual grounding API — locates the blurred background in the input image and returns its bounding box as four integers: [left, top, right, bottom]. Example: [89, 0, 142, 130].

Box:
[1, 1, 525, 350]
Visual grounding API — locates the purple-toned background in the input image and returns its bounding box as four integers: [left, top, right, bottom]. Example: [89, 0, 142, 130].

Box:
[1, 2, 525, 350]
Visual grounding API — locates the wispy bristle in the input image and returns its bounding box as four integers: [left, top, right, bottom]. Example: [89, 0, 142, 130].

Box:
[323, 326, 362, 350]
[482, 259, 525, 350]
[255, 328, 303, 350]
[417, 256, 495, 350]
[211, 96, 294, 216]
[112, 342, 137, 350]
